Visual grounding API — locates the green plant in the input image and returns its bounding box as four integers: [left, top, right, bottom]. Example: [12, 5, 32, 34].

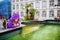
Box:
[24, 3, 37, 20]
[29, 8, 37, 20]
[29, 8, 36, 14]
[25, 3, 31, 20]
[25, 3, 31, 9]
[24, 16, 28, 20]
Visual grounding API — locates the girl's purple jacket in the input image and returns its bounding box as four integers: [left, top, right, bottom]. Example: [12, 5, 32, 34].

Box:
[7, 13, 20, 28]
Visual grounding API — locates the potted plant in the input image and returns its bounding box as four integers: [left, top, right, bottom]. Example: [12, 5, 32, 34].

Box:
[25, 3, 31, 20]
[29, 8, 36, 20]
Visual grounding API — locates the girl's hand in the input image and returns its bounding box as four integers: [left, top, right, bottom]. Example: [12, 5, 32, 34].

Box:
[14, 24, 17, 26]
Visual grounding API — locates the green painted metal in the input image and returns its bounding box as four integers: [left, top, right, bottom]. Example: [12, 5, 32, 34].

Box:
[0, 28, 22, 40]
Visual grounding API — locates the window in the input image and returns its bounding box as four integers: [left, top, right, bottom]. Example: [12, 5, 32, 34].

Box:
[16, 0, 19, 2]
[16, 4, 19, 9]
[35, 2, 40, 9]
[42, 11, 46, 17]
[12, 0, 15, 2]
[25, 0, 28, 1]
[20, 0, 23, 1]
[36, 11, 40, 16]
[20, 3, 24, 9]
[57, 10, 60, 17]
[42, 1, 47, 8]
[58, 0, 60, 5]
[13, 5, 15, 10]
[34, 0, 40, 2]
[31, 3, 34, 7]
[50, 0, 54, 6]
[21, 11, 24, 17]
[49, 10, 54, 17]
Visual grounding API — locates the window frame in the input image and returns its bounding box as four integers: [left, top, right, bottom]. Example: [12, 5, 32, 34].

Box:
[49, 10, 54, 17]
[13, 4, 15, 10]
[42, 1, 47, 8]
[42, 11, 46, 17]
[49, 0, 54, 6]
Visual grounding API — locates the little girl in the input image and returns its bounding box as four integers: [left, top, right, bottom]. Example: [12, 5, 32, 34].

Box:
[7, 13, 20, 28]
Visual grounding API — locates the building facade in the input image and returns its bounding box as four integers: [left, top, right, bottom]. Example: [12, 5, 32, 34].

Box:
[11, 0, 60, 21]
